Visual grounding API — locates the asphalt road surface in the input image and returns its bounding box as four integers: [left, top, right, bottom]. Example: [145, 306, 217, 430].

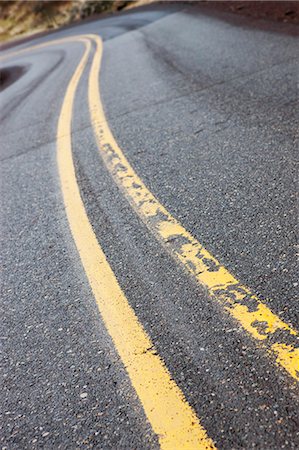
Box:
[1, 3, 298, 449]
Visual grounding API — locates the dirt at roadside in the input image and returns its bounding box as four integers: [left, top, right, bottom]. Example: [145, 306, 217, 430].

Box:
[198, 1, 299, 24]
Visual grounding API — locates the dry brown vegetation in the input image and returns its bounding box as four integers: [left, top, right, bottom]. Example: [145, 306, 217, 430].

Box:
[1, 1, 298, 43]
[0, 0, 131, 42]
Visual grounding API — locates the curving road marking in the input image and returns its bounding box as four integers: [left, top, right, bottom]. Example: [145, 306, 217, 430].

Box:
[55, 36, 216, 449]
[87, 35, 299, 382]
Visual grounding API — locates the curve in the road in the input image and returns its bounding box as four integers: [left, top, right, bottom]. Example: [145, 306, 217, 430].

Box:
[5, 32, 296, 382]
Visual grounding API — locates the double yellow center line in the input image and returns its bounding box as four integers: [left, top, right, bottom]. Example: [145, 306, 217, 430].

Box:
[56, 37, 216, 449]
[2, 30, 298, 448]
[2, 35, 215, 449]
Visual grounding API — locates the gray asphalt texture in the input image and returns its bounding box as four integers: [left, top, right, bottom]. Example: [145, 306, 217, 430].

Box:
[1, 3, 299, 449]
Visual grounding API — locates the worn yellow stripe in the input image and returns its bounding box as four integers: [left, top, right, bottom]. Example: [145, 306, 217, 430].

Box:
[0, 37, 87, 61]
[56, 37, 215, 450]
[88, 35, 299, 381]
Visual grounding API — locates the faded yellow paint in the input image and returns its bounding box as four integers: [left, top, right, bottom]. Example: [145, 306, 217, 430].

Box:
[56, 36, 216, 450]
[228, 303, 294, 341]
[272, 344, 299, 380]
[88, 35, 299, 382]
[198, 268, 236, 291]
[158, 221, 183, 239]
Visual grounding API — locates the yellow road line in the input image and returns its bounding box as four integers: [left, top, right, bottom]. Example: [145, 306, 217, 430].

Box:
[56, 37, 216, 450]
[0, 38, 79, 61]
[0, 36, 97, 61]
[88, 35, 299, 382]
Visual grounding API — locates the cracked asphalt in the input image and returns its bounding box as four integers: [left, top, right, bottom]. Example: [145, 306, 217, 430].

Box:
[1, 3, 298, 449]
